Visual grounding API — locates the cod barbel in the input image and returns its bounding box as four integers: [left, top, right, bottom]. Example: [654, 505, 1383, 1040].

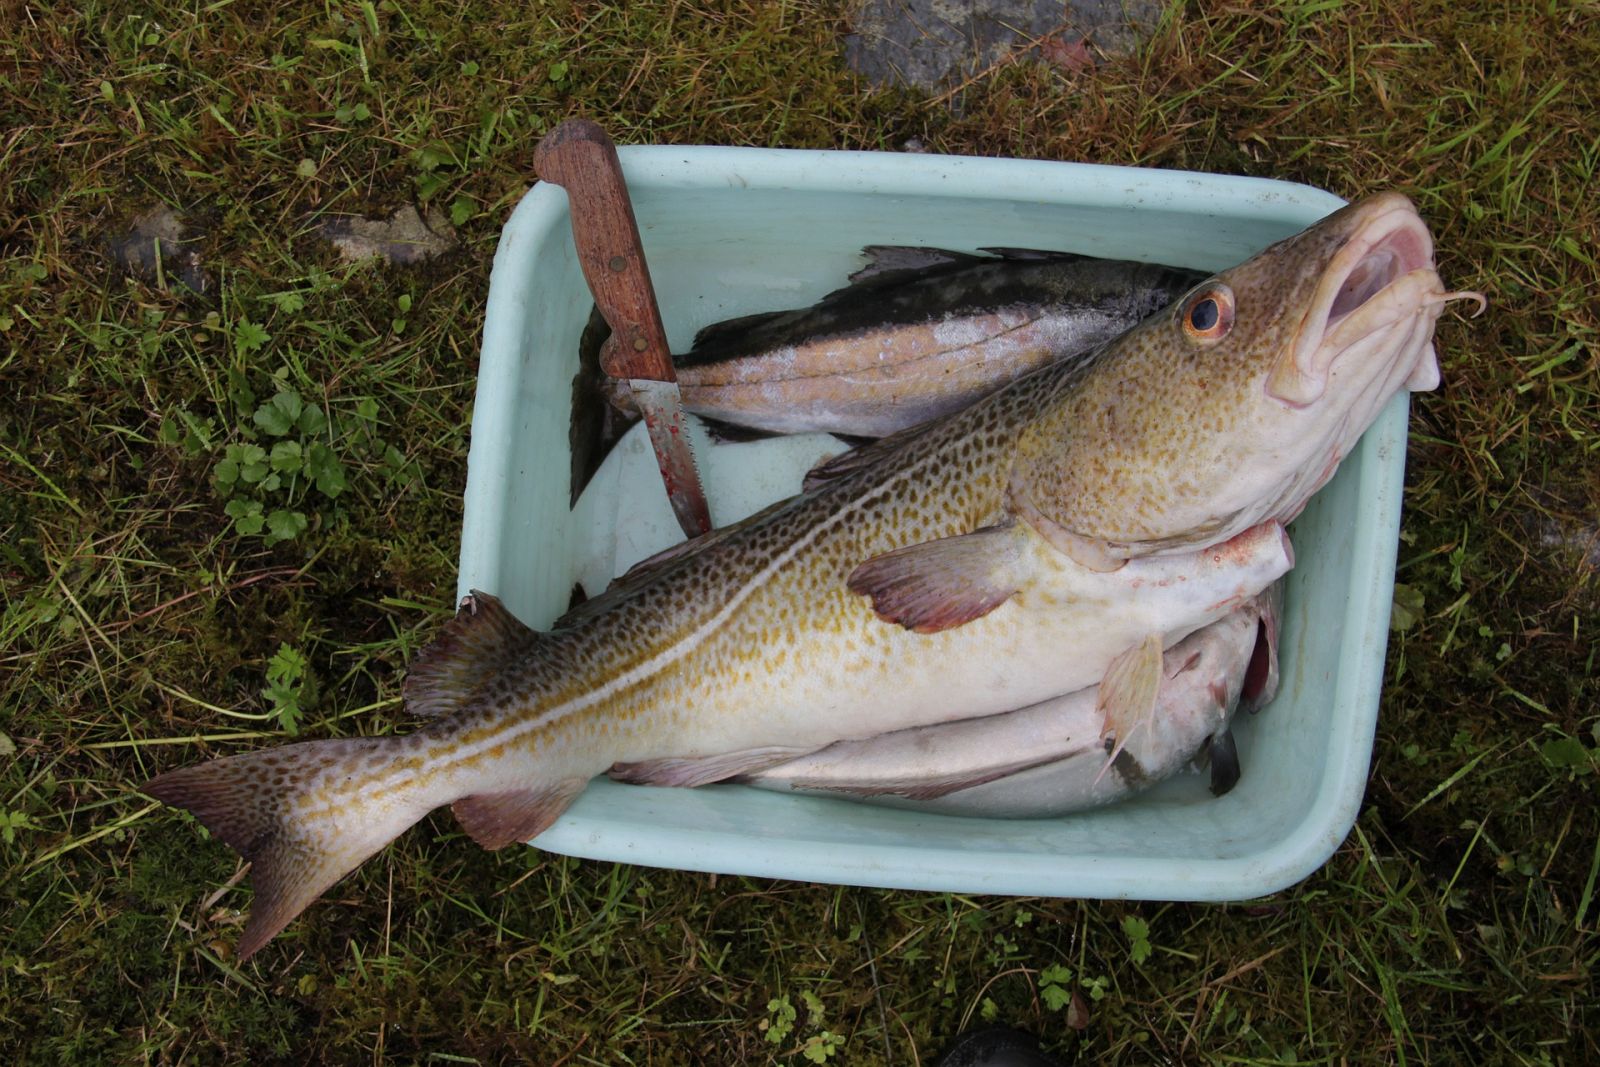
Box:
[612, 247, 1205, 437]
[144, 193, 1476, 959]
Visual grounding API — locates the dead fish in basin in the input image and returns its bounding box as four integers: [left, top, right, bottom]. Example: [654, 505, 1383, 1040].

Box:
[743, 586, 1281, 815]
[607, 247, 1207, 438]
[143, 193, 1476, 959]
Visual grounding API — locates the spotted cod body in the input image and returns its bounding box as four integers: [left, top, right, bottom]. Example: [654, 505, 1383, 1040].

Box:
[145, 193, 1477, 959]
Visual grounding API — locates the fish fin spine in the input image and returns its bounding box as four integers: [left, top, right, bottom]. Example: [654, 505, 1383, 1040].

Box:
[451, 778, 590, 850]
[404, 591, 542, 717]
[143, 736, 425, 961]
[846, 523, 1026, 633]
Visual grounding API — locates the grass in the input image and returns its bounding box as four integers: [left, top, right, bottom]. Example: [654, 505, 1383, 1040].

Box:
[2, 0, 1597, 1062]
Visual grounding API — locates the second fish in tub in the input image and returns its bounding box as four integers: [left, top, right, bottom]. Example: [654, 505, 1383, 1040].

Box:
[608, 246, 1207, 438]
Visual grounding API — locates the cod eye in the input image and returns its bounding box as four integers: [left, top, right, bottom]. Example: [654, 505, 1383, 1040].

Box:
[1181, 285, 1235, 343]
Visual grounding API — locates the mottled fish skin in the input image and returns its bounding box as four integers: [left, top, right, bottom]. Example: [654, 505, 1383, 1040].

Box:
[645, 250, 1206, 437]
[144, 355, 1288, 960]
[142, 194, 1460, 960]
[742, 588, 1278, 816]
[1008, 193, 1474, 566]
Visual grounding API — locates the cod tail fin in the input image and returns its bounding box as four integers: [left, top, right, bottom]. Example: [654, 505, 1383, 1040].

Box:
[144, 735, 427, 961]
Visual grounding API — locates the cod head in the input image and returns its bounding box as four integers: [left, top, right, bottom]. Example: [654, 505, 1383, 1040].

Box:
[1009, 192, 1483, 567]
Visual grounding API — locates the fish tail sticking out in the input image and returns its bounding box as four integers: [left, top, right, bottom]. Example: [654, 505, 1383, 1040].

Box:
[146, 592, 582, 960]
[143, 736, 433, 961]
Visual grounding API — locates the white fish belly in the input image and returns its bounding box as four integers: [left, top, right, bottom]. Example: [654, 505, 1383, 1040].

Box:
[629, 523, 1291, 760]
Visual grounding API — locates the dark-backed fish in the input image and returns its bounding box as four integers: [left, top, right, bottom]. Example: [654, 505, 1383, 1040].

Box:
[608, 247, 1206, 437]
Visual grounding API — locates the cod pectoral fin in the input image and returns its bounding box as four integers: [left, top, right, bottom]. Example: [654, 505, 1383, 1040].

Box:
[609, 746, 816, 788]
[451, 778, 590, 850]
[405, 591, 544, 717]
[847, 523, 1029, 634]
[1093, 634, 1165, 779]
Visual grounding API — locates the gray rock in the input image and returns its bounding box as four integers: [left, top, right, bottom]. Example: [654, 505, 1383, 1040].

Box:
[318, 204, 459, 266]
[1540, 518, 1600, 572]
[844, 0, 1162, 93]
[107, 206, 210, 293]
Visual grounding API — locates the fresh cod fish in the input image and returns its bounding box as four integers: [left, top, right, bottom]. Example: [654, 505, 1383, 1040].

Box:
[143, 193, 1471, 960]
[610, 247, 1206, 437]
[743, 587, 1281, 815]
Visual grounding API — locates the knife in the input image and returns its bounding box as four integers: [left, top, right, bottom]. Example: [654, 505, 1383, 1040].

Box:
[533, 119, 713, 540]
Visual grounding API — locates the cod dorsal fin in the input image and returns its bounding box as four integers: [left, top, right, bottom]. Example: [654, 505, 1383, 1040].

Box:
[687, 307, 792, 354]
[845, 245, 987, 287]
[975, 247, 1094, 263]
[555, 497, 798, 628]
[801, 419, 940, 491]
[404, 591, 543, 717]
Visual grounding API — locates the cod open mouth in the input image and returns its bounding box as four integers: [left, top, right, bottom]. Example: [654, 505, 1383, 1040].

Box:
[1271, 195, 1481, 406]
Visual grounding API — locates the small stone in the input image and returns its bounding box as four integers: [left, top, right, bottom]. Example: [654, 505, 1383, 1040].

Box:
[106, 205, 210, 293]
[843, 0, 1162, 93]
[317, 204, 459, 266]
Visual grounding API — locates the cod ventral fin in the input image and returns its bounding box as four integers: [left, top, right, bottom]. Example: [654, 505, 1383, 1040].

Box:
[609, 745, 816, 788]
[1093, 634, 1165, 783]
[451, 778, 591, 850]
[847, 522, 1026, 634]
[404, 591, 543, 717]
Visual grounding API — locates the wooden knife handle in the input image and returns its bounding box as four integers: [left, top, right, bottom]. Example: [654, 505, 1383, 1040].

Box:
[533, 119, 674, 382]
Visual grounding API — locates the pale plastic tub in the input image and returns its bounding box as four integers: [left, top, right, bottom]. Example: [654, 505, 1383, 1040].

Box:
[459, 147, 1402, 901]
